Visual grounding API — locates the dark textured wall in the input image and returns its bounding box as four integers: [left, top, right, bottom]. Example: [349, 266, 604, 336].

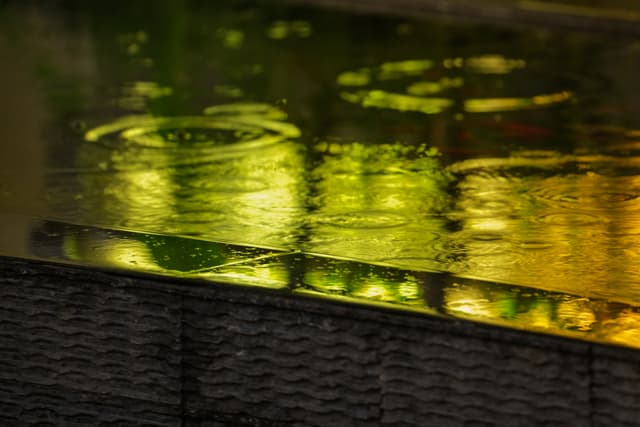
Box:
[1, 256, 639, 426]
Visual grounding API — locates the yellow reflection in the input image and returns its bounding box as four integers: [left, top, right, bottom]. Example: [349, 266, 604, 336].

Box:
[84, 103, 300, 169]
[118, 81, 173, 110]
[468, 218, 508, 232]
[407, 77, 463, 96]
[352, 278, 395, 301]
[398, 275, 422, 300]
[201, 260, 290, 289]
[378, 59, 433, 80]
[519, 301, 553, 329]
[465, 55, 526, 74]
[447, 150, 640, 303]
[557, 298, 596, 332]
[217, 28, 244, 49]
[336, 69, 371, 87]
[600, 311, 640, 347]
[307, 142, 451, 267]
[267, 20, 312, 40]
[79, 102, 305, 248]
[464, 97, 533, 113]
[337, 56, 572, 115]
[340, 90, 453, 114]
[304, 270, 348, 294]
[302, 261, 423, 306]
[63, 234, 160, 272]
[128, 81, 173, 98]
[464, 91, 572, 113]
[444, 285, 499, 318]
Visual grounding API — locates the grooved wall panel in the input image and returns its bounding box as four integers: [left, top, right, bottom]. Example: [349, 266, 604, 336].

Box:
[1, 257, 638, 426]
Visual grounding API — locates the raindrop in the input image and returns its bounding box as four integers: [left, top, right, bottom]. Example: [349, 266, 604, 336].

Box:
[311, 210, 410, 229]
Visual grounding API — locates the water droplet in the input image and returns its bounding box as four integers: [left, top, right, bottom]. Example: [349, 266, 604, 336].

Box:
[312, 210, 409, 229]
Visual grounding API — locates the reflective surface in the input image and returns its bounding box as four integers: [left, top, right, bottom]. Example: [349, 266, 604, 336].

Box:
[2, 1, 640, 347]
[4, 214, 640, 348]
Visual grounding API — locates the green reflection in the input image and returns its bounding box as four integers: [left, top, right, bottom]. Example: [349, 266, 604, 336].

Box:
[299, 255, 424, 306]
[305, 142, 453, 267]
[267, 20, 312, 40]
[217, 28, 245, 49]
[78, 102, 306, 247]
[51, 220, 289, 288]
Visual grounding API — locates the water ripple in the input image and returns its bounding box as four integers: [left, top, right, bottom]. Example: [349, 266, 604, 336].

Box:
[529, 176, 640, 210]
[83, 103, 300, 170]
[533, 212, 605, 226]
[310, 210, 410, 229]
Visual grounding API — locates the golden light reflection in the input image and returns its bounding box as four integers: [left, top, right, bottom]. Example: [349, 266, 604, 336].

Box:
[63, 233, 160, 272]
[79, 103, 304, 248]
[407, 77, 463, 96]
[352, 278, 395, 301]
[557, 298, 596, 332]
[48, 217, 640, 349]
[464, 91, 572, 113]
[336, 69, 371, 87]
[300, 257, 424, 306]
[340, 90, 453, 114]
[200, 260, 290, 289]
[306, 142, 452, 266]
[83, 103, 301, 174]
[378, 59, 433, 80]
[7, 0, 640, 352]
[464, 55, 526, 74]
[444, 285, 499, 318]
[446, 148, 640, 304]
[519, 301, 553, 329]
[600, 311, 640, 347]
[337, 56, 572, 115]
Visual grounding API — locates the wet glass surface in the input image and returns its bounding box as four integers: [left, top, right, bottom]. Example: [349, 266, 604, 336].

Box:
[1, 1, 640, 347]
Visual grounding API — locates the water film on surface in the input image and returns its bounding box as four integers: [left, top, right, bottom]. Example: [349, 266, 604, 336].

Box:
[1, 0, 640, 347]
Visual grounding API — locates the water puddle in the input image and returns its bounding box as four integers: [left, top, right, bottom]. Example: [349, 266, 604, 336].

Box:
[2, 1, 640, 347]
